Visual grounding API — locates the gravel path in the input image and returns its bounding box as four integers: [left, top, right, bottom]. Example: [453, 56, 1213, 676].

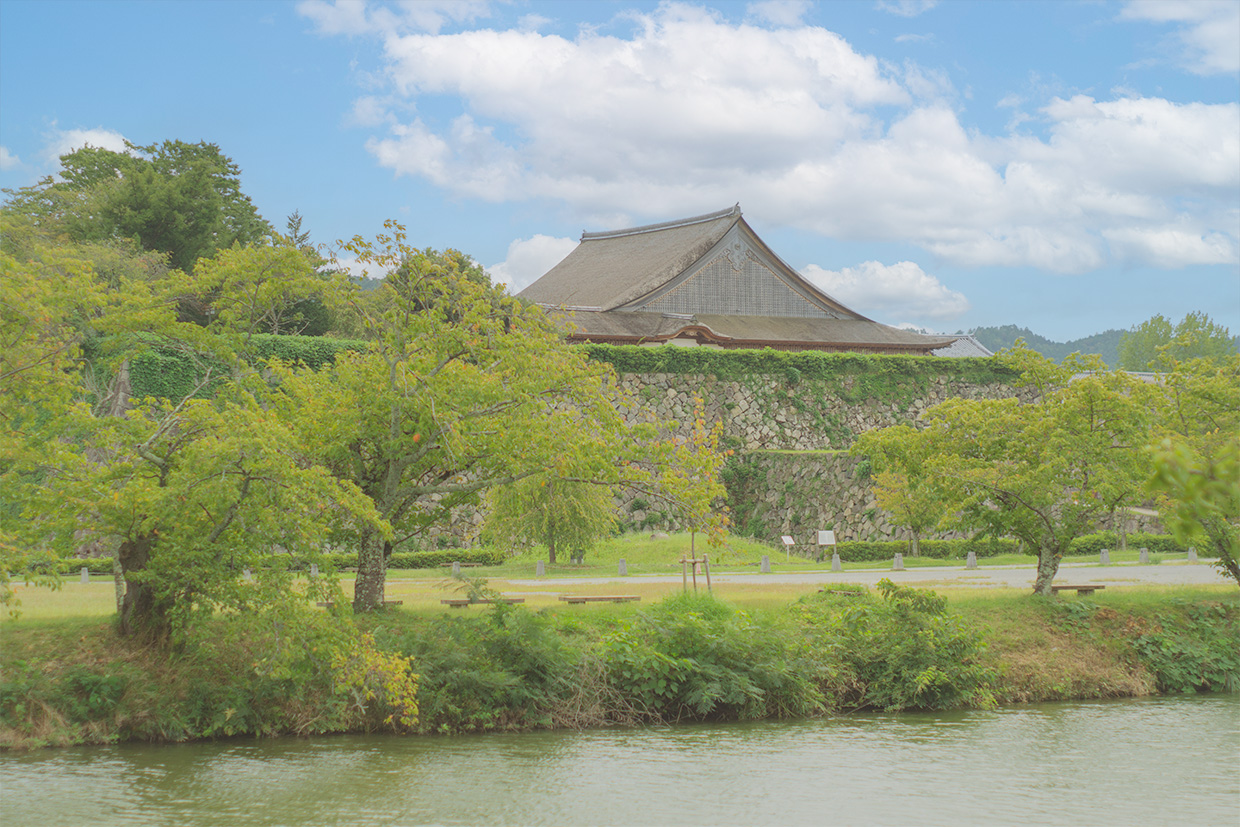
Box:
[506, 560, 1232, 590]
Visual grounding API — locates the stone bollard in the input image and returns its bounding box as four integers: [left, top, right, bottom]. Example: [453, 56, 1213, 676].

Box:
[831, 552, 841, 573]
[892, 553, 904, 571]
[1139, 547, 1150, 564]
[536, 560, 545, 577]
[309, 563, 319, 578]
[451, 561, 461, 576]
[1100, 549, 1110, 566]
[80, 566, 90, 584]
[618, 559, 628, 576]
[243, 568, 253, 581]
[966, 551, 978, 570]
[1188, 547, 1198, 563]
[760, 555, 771, 574]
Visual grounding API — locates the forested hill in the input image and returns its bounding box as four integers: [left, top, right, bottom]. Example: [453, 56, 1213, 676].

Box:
[969, 325, 1124, 366]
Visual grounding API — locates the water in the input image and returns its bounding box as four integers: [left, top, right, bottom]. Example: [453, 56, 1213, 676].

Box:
[2, 695, 1237, 826]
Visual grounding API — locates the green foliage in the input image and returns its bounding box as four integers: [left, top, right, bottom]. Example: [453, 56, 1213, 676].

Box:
[834, 537, 1019, 562]
[3, 140, 271, 272]
[1065, 532, 1188, 557]
[484, 476, 618, 564]
[377, 606, 576, 733]
[800, 579, 996, 711]
[854, 345, 1156, 594]
[1132, 603, 1240, 693]
[582, 345, 1016, 394]
[600, 592, 824, 721]
[1119, 312, 1237, 371]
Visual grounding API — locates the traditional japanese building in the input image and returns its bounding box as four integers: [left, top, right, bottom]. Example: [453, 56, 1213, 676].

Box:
[518, 206, 958, 354]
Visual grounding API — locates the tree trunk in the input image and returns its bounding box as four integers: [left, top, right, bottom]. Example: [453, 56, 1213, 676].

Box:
[117, 534, 167, 637]
[353, 530, 387, 612]
[909, 532, 921, 558]
[112, 556, 126, 614]
[1032, 549, 1061, 596]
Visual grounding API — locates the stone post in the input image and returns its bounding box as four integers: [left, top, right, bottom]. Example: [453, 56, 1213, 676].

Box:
[1188, 547, 1198, 563]
[618, 559, 628, 576]
[831, 552, 841, 573]
[536, 560, 545, 577]
[80, 566, 90, 584]
[243, 568, 253, 581]
[1138, 547, 1150, 564]
[966, 551, 977, 570]
[892, 553, 904, 571]
[309, 563, 319, 578]
[760, 555, 771, 574]
[451, 561, 461, 576]
[1100, 549, 1110, 566]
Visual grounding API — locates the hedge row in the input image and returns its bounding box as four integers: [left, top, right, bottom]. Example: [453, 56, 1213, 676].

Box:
[830, 537, 1018, 562]
[88, 334, 367, 401]
[1065, 532, 1190, 556]
[581, 344, 1018, 386]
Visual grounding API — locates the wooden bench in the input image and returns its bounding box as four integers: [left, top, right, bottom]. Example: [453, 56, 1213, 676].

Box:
[316, 600, 403, 608]
[558, 595, 641, 604]
[1051, 584, 1106, 597]
[440, 597, 525, 608]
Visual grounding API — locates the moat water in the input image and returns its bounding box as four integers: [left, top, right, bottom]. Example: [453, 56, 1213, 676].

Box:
[2, 694, 1237, 826]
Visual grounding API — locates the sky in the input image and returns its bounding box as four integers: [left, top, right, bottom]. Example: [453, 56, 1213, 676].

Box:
[1, 0, 1237, 340]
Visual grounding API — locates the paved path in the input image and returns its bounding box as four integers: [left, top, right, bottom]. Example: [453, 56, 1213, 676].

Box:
[507, 560, 1231, 590]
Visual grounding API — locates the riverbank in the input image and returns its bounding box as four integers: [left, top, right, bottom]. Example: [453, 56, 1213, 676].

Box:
[2, 583, 1237, 750]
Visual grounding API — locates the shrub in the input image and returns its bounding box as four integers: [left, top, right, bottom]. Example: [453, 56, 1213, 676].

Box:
[1067, 532, 1188, 556]
[600, 592, 824, 722]
[799, 579, 996, 711]
[1132, 602, 1240, 693]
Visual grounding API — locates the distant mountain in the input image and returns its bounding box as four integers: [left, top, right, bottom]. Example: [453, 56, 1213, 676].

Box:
[969, 325, 1124, 366]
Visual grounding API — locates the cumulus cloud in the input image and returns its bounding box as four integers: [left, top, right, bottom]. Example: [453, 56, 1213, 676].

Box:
[802, 260, 970, 321]
[487, 234, 578, 293]
[297, 0, 490, 36]
[306, 2, 1240, 274]
[0, 146, 21, 171]
[1121, 0, 1240, 75]
[42, 127, 129, 166]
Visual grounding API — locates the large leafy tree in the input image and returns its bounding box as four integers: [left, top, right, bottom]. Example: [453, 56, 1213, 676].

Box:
[1148, 354, 1240, 586]
[3, 140, 271, 273]
[856, 346, 1154, 595]
[1, 228, 377, 636]
[1118, 312, 1236, 371]
[484, 476, 617, 563]
[277, 222, 727, 611]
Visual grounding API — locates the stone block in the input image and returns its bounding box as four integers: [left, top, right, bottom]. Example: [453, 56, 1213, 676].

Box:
[966, 551, 977, 570]
[618, 559, 628, 576]
[80, 566, 89, 584]
[892, 553, 904, 571]
[1100, 549, 1110, 566]
[760, 555, 771, 574]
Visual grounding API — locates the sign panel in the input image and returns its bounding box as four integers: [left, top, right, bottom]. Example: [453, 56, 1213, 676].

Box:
[818, 530, 836, 546]
[781, 535, 795, 546]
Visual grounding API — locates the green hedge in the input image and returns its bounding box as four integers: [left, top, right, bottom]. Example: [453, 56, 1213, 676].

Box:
[44, 548, 508, 576]
[1066, 532, 1190, 556]
[90, 334, 367, 401]
[581, 344, 1018, 388]
[831, 538, 1018, 562]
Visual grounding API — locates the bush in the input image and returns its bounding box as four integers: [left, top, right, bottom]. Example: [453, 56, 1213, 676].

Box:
[1067, 532, 1188, 557]
[1132, 602, 1240, 693]
[600, 592, 824, 722]
[833, 537, 1017, 562]
[799, 579, 996, 711]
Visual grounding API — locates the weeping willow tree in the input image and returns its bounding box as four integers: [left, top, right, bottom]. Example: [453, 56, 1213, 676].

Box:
[484, 476, 618, 564]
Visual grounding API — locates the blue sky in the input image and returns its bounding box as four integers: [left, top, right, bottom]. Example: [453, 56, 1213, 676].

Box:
[2, 0, 1237, 340]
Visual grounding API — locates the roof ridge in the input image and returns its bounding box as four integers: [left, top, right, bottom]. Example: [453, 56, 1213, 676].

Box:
[581, 205, 740, 241]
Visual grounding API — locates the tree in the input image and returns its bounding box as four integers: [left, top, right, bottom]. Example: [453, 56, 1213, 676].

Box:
[484, 476, 617, 563]
[1147, 354, 1240, 586]
[2, 140, 271, 273]
[855, 346, 1154, 595]
[871, 470, 942, 557]
[1119, 312, 1236, 371]
[278, 222, 727, 612]
[1, 229, 377, 636]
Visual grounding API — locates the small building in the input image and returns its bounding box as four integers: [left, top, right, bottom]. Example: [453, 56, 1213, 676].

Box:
[518, 206, 958, 355]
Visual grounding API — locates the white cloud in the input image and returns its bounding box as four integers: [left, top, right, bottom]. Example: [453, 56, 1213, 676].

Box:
[487, 234, 578, 293]
[42, 127, 129, 166]
[875, 0, 938, 18]
[746, 1, 811, 27]
[802, 260, 970, 321]
[298, 0, 492, 36]
[1121, 0, 1240, 75]
[0, 146, 21, 171]
[311, 3, 1240, 274]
